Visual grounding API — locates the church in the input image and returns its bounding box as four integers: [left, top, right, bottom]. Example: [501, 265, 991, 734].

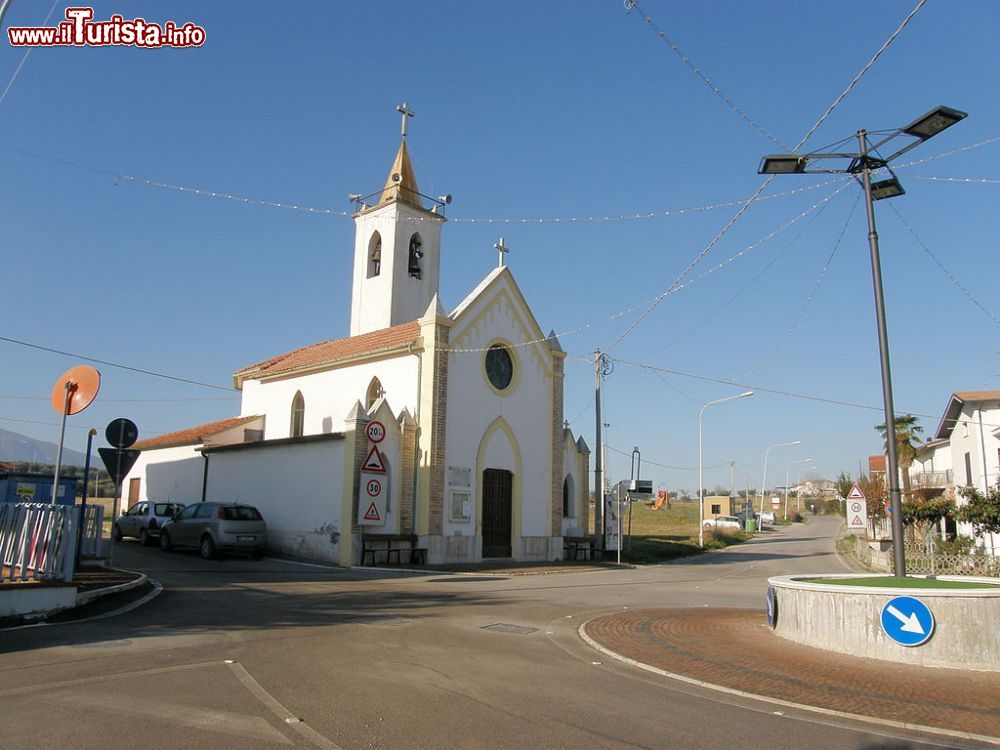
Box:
[123, 109, 591, 566]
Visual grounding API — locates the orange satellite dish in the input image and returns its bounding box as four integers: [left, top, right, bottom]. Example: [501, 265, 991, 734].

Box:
[50, 365, 101, 415]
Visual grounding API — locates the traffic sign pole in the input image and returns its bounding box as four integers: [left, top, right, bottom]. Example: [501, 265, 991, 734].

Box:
[51, 381, 75, 504]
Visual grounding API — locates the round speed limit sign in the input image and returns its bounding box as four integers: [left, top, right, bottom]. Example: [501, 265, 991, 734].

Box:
[366, 420, 386, 443]
[366, 479, 382, 497]
[850, 501, 863, 513]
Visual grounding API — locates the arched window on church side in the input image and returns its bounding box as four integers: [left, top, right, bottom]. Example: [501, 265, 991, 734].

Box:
[365, 377, 384, 410]
[562, 475, 574, 517]
[407, 232, 423, 279]
[290, 391, 305, 438]
[367, 232, 382, 278]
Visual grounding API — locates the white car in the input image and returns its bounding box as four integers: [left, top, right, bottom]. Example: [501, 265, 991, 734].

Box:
[703, 515, 743, 530]
[759, 510, 776, 524]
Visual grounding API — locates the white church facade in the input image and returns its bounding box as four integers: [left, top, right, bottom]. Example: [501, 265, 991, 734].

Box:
[124, 121, 590, 567]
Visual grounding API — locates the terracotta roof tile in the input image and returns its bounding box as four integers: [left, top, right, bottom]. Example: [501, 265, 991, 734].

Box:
[236, 321, 421, 383]
[953, 390, 1000, 402]
[133, 415, 262, 451]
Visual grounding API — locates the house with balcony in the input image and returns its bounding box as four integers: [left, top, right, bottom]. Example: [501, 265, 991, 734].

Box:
[932, 390, 1000, 555]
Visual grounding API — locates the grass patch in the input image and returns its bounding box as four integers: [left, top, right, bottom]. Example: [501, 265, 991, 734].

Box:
[799, 576, 1000, 589]
[587, 500, 750, 563]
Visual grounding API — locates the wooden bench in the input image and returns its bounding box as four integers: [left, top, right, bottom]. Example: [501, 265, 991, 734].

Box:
[360, 533, 427, 566]
[563, 536, 596, 561]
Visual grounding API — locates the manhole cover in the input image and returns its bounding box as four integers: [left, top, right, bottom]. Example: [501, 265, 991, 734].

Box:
[481, 623, 538, 635]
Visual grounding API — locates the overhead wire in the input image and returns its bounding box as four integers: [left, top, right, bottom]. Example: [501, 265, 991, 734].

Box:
[0, 334, 233, 392]
[794, 0, 928, 151]
[0, 394, 238, 403]
[624, 0, 789, 150]
[738, 193, 861, 378]
[646, 180, 841, 355]
[441, 180, 852, 355]
[885, 203, 1000, 327]
[896, 135, 1000, 168]
[607, 443, 738, 472]
[0, 0, 59, 107]
[908, 176, 1000, 185]
[0, 142, 840, 224]
[602, 0, 927, 354]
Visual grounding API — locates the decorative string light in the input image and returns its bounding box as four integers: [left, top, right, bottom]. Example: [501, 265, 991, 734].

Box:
[626, 0, 789, 150]
[908, 176, 1000, 185]
[886, 203, 1000, 327]
[794, 0, 927, 151]
[896, 135, 1000, 168]
[739, 193, 860, 378]
[0, 142, 838, 224]
[601, 0, 925, 353]
[441, 180, 852, 355]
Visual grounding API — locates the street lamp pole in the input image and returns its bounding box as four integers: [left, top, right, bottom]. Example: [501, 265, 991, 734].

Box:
[699, 391, 753, 548]
[760, 440, 800, 518]
[793, 461, 816, 511]
[759, 105, 967, 577]
[857, 128, 908, 576]
[784, 457, 813, 520]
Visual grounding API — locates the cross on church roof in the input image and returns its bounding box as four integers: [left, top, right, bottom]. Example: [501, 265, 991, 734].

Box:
[396, 101, 415, 138]
[494, 237, 510, 268]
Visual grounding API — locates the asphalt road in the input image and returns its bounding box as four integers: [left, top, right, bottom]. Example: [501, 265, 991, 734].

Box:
[0, 516, 978, 750]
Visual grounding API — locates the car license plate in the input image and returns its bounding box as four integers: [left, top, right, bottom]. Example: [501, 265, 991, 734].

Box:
[237, 535, 256, 543]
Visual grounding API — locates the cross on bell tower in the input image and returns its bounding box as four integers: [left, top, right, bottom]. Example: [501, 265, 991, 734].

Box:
[397, 101, 415, 138]
[348, 104, 446, 337]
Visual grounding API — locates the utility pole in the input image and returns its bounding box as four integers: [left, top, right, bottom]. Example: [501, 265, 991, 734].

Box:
[594, 348, 604, 553]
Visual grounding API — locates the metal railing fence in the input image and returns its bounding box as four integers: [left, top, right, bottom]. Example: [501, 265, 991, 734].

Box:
[0, 502, 79, 583]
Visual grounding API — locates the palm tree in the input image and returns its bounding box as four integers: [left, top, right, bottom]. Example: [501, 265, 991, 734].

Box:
[875, 414, 924, 499]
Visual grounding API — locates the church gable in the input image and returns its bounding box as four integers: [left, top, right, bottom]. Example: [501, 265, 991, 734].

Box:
[448, 268, 553, 377]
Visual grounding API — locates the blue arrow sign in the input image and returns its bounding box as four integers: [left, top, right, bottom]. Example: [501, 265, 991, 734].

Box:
[880, 595, 935, 647]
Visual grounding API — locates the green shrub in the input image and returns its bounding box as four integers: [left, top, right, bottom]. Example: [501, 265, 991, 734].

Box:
[933, 535, 975, 556]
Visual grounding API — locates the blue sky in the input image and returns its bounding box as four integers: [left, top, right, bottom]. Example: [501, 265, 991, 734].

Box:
[1, 0, 997, 494]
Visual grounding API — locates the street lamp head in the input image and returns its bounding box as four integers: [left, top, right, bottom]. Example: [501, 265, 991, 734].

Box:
[871, 176, 905, 201]
[758, 154, 806, 175]
[902, 105, 967, 140]
[739, 390, 754, 398]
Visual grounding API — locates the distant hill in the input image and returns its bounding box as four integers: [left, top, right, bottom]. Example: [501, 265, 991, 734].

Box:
[0, 427, 94, 467]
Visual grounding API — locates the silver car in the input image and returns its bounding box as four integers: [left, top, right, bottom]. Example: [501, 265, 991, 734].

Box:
[113, 501, 186, 546]
[158, 502, 267, 560]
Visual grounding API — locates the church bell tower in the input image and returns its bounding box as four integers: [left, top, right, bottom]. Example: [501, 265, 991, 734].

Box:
[349, 104, 447, 336]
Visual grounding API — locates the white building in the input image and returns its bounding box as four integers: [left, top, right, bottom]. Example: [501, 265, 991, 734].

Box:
[930, 390, 1000, 555]
[124, 126, 590, 566]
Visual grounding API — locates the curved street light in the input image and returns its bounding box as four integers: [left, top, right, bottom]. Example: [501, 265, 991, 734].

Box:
[784, 457, 814, 520]
[699, 391, 754, 548]
[760, 440, 800, 518]
[759, 105, 966, 576]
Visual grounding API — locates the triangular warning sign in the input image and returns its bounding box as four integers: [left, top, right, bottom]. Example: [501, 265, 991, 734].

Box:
[363, 502, 382, 522]
[362, 445, 386, 473]
[850, 515, 864, 526]
[847, 483, 866, 500]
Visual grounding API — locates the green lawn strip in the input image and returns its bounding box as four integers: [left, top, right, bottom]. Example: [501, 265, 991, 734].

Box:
[799, 576, 1000, 589]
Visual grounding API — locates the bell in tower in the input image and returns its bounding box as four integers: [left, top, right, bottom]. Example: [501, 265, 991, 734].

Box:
[347, 103, 450, 337]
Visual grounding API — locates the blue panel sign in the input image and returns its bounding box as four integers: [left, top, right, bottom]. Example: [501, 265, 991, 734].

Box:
[880, 596, 935, 647]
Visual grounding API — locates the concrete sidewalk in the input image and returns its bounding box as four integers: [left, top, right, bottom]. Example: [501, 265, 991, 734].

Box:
[583, 607, 1000, 745]
[0, 565, 152, 628]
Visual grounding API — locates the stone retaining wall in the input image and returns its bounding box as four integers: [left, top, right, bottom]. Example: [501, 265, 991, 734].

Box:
[768, 574, 1000, 671]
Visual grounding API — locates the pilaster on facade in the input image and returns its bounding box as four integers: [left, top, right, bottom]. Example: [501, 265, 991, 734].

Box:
[576, 436, 591, 536]
[550, 348, 566, 537]
[417, 297, 451, 537]
[399, 408, 418, 534]
[340, 400, 369, 566]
